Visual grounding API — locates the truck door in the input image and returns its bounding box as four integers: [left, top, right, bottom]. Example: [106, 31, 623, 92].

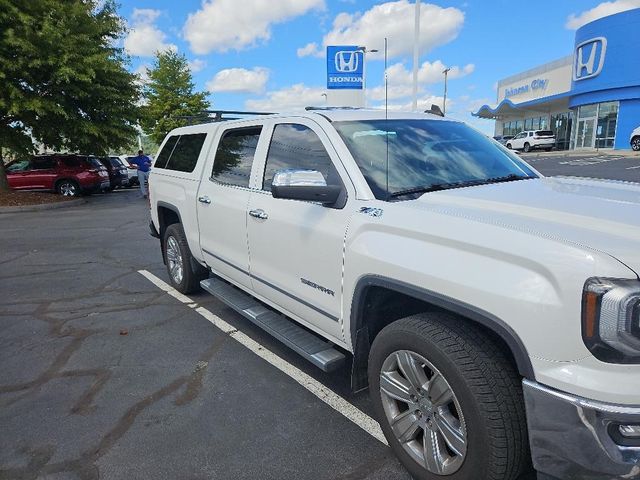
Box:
[196, 123, 267, 290]
[246, 120, 353, 343]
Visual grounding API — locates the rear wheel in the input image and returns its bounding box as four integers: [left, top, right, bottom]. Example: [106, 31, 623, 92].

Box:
[368, 313, 530, 480]
[523, 142, 531, 153]
[163, 223, 208, 294]
[56, 179, 80, 197]
[632, 136, 640, 151]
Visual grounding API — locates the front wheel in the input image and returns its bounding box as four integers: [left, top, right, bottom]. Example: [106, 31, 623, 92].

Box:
[505, 143, 512, 149]
[632, 136, 640, 151]
[56, 179, 80, 197]
[523, 142, 531, 153]
[368, 313, 531, 480]
[163, 223, 208, 294]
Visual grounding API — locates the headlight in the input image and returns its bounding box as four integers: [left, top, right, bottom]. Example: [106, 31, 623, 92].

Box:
[582, 277, 640, 364]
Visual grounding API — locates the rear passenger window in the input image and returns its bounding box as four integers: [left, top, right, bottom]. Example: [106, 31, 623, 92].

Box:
[262, 123, 338, 192]
[164, 133, 206, 173]
[31, 157, 56, 169]
[211, 127, 262, 187]
[155, 135, 179, 169]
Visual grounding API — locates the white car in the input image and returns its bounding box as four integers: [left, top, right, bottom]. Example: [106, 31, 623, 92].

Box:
[149, 109, 640, 480]
[630, 125, 640, 151]
[506, 130, 555, 152]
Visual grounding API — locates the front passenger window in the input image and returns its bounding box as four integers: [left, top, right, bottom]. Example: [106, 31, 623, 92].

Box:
[262, 123, 339, 192]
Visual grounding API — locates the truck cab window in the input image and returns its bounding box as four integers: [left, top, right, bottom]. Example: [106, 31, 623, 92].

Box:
[212, 127, 262, 187]
[262, 123, 339, 192]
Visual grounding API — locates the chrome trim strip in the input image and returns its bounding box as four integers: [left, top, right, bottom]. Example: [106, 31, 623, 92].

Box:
[523, 379, 640, 415]
[201, 248, 339, 322]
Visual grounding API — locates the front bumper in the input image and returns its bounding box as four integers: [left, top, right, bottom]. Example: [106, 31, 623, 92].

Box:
[524, 380, 640, 479]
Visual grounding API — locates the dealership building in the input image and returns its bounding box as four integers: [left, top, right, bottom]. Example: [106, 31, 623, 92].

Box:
[474, 8, 640, 150]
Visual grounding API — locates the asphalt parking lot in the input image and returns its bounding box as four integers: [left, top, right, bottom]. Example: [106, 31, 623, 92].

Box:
[1, 150, 638, 480]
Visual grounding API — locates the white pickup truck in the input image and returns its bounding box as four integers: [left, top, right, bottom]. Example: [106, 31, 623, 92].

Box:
[149, 109, 640, 480]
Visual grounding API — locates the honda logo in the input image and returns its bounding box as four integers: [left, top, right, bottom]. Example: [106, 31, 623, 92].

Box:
[573, 37, 607, 81]
[335, 50, 359, 73]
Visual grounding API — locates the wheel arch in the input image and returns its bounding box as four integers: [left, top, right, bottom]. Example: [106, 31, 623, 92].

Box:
[156, 202, 183, 265]
[349, 275, 535, 391]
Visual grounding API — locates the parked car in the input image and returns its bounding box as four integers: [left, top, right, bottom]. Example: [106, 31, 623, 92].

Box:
[493, 134, 514, 145]
[630, 125, 640, 151]
[5, 154, 110, 196]
[506, 130, 555, 152]
[97, 156, 129, 190]
[149, 109, 640, 480]
[116, 155, 139, 186]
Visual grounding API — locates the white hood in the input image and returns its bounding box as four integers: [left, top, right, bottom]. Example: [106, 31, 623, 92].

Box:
[415, 176, 640, 276]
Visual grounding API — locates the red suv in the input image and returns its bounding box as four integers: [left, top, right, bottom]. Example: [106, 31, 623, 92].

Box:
[5, 154, 110, 196]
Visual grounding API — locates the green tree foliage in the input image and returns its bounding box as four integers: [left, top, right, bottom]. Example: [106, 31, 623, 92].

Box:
[141, 50, 210, 146]
[0, 0, 140, 191]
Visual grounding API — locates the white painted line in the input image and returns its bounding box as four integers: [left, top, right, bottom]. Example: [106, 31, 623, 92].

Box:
[138, 269, 387, 445]
[626, 165, 640, 170]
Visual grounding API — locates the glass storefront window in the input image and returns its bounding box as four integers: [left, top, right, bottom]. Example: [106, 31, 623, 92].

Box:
[596, 101, 618, 148]
[551, 111, 572, 150]
[578, 104, 598, 118]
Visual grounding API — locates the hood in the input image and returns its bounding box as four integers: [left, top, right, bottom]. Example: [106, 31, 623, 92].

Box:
[412, 177, 640, 276]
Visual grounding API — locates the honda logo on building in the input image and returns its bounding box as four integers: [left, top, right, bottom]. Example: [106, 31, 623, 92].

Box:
[335, 50, 359, 73]
[573, 37, 607, 81]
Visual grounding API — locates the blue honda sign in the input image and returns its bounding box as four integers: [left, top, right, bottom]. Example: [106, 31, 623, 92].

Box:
[327, 46, 363, 90]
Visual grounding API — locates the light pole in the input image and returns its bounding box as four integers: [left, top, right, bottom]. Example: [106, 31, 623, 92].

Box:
[442, 67, 451, 116]
[412, 0, 421, 111]
[357, 46, 379, 107]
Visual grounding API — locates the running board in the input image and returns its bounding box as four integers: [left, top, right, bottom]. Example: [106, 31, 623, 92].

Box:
[200, 277, 345, 372]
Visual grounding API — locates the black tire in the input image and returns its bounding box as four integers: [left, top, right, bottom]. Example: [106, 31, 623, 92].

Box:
[163, 223, 208, 294]
[55, 179, 80, 197]
[368, 313, 530, 480]
[545, 148, 552, 152]
[505, 143, 512, 149]
[523, 142, 531, 153]
[632, 136, 640, 151]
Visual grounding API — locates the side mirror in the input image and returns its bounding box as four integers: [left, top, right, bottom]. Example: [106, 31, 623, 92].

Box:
[271, 169, 342, 205]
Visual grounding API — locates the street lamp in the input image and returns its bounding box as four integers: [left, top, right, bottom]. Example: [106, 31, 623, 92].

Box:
[357, 46, 379, 107]
[442, 67, 451, 116]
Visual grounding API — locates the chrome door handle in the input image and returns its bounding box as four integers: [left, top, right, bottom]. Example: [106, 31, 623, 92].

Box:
[249, 209, 268, 220]
[198, 196, 211, 204]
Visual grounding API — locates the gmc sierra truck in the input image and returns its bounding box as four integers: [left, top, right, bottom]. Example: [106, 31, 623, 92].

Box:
[149, 108, 640, 480]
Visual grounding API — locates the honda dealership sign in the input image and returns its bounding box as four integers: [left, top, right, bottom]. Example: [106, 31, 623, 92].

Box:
[327, 46, 363, 90]
[573, 37, 607, 81]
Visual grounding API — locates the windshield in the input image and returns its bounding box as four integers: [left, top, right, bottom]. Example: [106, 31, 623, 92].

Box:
[334, 119, 537, 200]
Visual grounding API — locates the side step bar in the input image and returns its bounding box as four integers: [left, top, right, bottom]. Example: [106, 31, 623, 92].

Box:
[200, 277, 345, 372]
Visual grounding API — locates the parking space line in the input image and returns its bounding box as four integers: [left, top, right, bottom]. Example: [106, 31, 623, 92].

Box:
[138, 269, 387, 445]
[626, 165, 640, 170]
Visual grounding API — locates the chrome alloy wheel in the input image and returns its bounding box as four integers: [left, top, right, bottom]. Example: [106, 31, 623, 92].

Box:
[166, 236, 184, 285]
[632, 137, 640, 151]
[59, 182, 78, 196]
[380, 350, 467, 475]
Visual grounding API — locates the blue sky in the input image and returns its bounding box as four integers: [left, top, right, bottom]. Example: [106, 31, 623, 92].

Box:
[117, 0, 640, 134]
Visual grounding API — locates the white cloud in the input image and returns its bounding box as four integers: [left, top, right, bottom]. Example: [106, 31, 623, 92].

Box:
[368, 60, 474, 101]
[124, 8, 177, 57]
[297, 42, 321, 58]
[565, 0, 640, 29]
[188, 59, 207, 73]
[184, 0, 325, 54]
[133, 63, 150, 85]
[323, 1, 464, 59]
[206, 67, 270, 94]
[245, 84, 325, 111]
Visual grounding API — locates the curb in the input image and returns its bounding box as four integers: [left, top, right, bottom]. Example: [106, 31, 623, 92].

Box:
[0, 198, 86, 214]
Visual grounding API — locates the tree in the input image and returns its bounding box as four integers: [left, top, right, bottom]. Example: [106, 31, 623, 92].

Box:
[141, 50, 210, 145]
[0, 0, 141, 192]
